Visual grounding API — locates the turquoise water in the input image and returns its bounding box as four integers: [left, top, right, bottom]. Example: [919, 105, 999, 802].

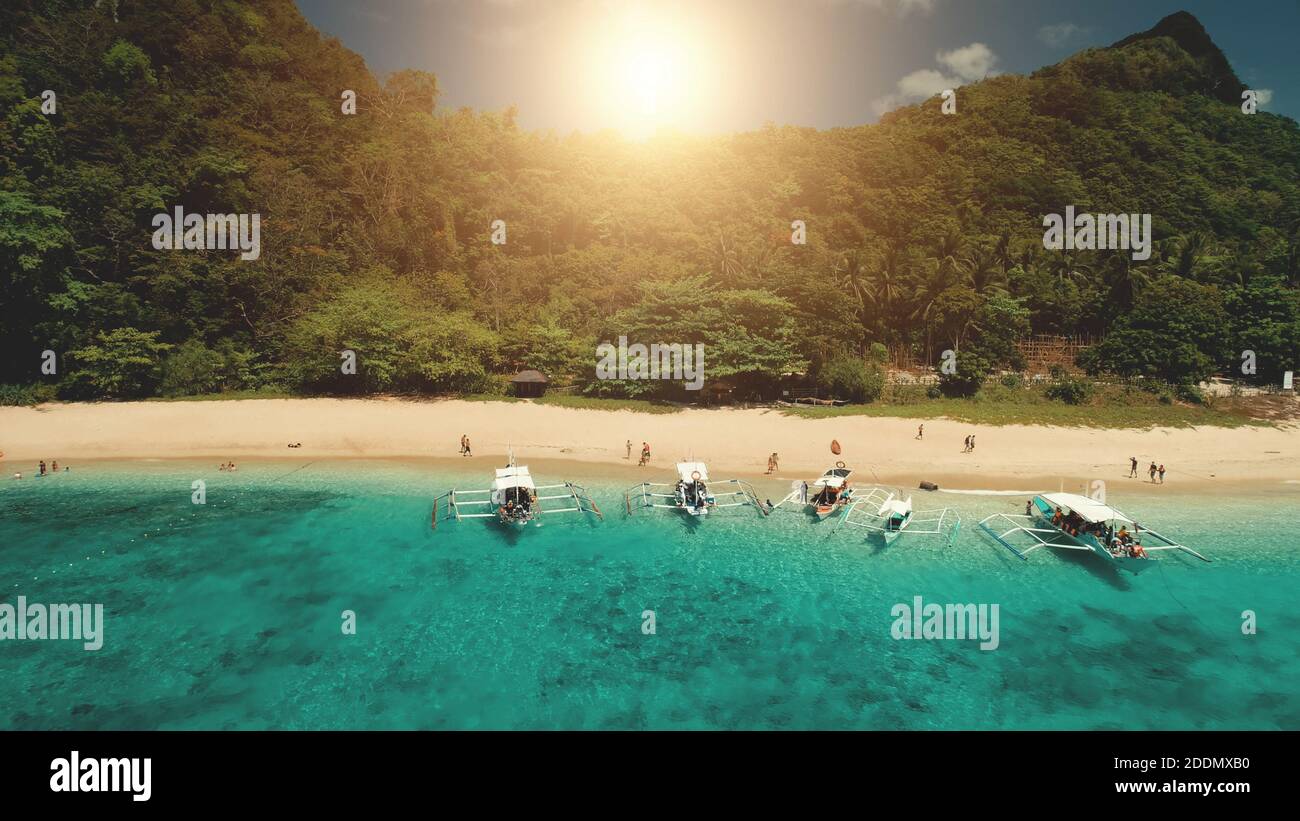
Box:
[1, 461, 1297, 730]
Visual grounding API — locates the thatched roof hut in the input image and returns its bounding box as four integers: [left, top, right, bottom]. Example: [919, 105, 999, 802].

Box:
[510, 369, 548, 397]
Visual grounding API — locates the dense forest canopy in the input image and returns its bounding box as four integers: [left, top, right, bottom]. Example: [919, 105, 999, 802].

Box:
[1, 2, 1297, 401]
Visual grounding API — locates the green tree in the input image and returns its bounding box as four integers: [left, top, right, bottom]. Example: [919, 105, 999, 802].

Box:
[1079, 276, 1229, 384]
[817, 354, 884, 403]
[67, 328, 171, 398]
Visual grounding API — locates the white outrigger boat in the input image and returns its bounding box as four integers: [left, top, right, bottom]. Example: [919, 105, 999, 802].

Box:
[774, 462, 854, 520]
[838, 486, 960, 545]
[432, 457, 602, 531]
[977, 492, 1209, 574]
[625, 461, 767, 518]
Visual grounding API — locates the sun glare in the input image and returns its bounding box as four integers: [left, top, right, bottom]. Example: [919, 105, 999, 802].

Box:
[590, 10, 703, 139]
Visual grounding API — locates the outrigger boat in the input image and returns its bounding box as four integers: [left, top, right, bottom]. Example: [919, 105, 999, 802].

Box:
[774, 462, 854, 520]
[625, 461, 767, 518]
[977, 492, 1209, 574]
[432, 456, 602, 531]
[838, 486, 960, 546]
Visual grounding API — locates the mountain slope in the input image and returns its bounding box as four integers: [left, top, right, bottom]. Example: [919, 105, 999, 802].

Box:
[0, 2, 1296, 398]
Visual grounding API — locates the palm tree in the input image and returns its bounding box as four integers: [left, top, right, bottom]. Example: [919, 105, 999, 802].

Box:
[864, 243, 906, 337]
[927, 226, 966, 280]
[1045, 248, 1093, 288]
[710, 230, 743, 278]
[993, 230, 1015, 275]
[1157, 231, 1211, 280]
[907, 259, 959, 361]
[1100, 252, 1150, 314]
[958, 246, 1007, 298]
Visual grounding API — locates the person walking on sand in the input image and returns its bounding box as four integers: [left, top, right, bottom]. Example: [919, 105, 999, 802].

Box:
[461, 435, 472, 457]
[1158, 464, 1166, 484]
[1148, 461, 1157, 483]
[1129, 456, 1138, 478]
[638, 442, 650, 466]
[917, 424, 924, 440]
[969, 435, 976, 452]
[625, 440, 632, 460]
[962, 435, 970, 453]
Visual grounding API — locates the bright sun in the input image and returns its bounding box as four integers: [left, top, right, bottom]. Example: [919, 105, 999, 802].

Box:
[621, 40, 680, 118]
[591, 11, 701, 138]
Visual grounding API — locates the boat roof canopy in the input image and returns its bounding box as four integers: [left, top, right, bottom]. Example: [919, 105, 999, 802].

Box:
[1040, 492, 1132, 524]
[878, 496, 912, 517]
[677, 462, 709, 482]
[815, 467, 852, 487]
[492, 465, 536, 490]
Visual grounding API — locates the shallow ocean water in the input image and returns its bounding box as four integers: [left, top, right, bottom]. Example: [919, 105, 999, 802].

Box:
[0, 460, 1296, 730]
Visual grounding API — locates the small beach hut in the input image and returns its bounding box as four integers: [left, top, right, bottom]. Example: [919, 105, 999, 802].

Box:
[510, 369, 548, 398]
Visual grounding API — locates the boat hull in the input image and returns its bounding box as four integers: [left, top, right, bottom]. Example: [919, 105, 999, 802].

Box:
[1030, 508, 1155, 575]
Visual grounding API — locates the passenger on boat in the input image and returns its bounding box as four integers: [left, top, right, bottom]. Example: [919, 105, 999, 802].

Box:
[688, 480, 707, 510]
[1051, 507, 1064, 526]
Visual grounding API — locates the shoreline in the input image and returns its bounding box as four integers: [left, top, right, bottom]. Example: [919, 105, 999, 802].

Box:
[1, 398, 1297, 493]
[19, 454, 1297, 499]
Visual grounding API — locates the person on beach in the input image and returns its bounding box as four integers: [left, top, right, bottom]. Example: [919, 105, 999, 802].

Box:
[1148, 462, 1157, 483]
[1158, 464, 1166, 484]
[625, 440, 632, 460]
[1129, 456, 1138, 478]
[39, 460, 46, 476]
[639, 442, 651, 465]
[969, 435, 975, 451]
[916, 424, 924, 440]
[962, 436, 970, 453]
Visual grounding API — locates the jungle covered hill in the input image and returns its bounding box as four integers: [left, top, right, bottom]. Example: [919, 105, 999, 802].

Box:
[1, 2, 1298, 408]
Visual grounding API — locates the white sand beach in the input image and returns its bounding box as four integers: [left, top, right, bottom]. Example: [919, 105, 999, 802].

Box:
[1, 398, 1297, 492]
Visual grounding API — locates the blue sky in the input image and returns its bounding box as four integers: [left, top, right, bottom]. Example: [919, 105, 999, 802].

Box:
[296, 0, 1298, 134]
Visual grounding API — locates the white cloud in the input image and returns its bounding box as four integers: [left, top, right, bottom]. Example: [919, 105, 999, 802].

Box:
[896, 68, 961, 98]
[1037, 22, 1091, 48]
[936, 42, 998, 82]
[871, 42, 999, 116]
